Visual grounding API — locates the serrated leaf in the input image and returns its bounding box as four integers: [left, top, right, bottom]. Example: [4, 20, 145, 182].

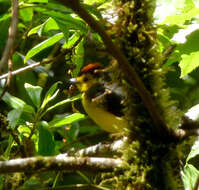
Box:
[25, 83, 42, 108]
[38, 121, 55, 156]
[49, 113, 85, 127]
[41, 81, 62, 110]
[7, 109, 23, 129]
[179, 51, 199, 77]
[72, 38, 84, 77]
[24, 33, 64, 63]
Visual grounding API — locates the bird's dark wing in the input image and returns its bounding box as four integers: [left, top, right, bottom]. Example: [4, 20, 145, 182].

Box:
[86, 83, 126, 117]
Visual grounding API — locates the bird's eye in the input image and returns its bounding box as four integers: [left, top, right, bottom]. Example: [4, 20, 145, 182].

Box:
[83, 77, 89, 82]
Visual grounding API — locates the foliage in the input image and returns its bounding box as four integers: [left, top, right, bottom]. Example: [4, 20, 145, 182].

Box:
[0, 0, 199, 189]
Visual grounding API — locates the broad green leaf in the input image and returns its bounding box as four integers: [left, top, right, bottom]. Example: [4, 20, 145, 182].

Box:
[82, 4, 102, 19]
[7, 109, 23, 129]
[45, 14, 87, 33]
[20, 7, 33, 22]
[45, 94, 81, 114]
[24, 33, 64, 62]
[49, 113, 85, 127]
[25, 83, 42, 108]
[38, 121, 55, 156]
[41, 81, 62, 110]
[186, 139, 199, 162]
[163, 7, 199, 25]
[28, 17, 59, 37]
[182, 164, 199, 190]
[62, 32, 80, 49]
[179, 51, 199, 78]
[2, 91, 35, 113]
[72, 38, 84, 77]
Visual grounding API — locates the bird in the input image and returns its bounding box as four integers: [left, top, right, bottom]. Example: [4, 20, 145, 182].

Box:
[70, 63, 129, 133]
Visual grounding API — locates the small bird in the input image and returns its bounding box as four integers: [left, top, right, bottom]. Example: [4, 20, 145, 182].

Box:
[70, 63, 128, 133]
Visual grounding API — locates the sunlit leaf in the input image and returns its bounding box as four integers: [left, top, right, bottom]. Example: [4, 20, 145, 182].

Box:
[179, 51, 199, 78]
[20, 7, 33, 22]
[25, 83, 42, 108]
[49, 113, 85, 127]
[72, 38, 84, 77]
[182, 164, 199, 190]
[45, 94, 81, 113]
[28, 17, 59, 37]
[24, 33, 64, 62]
[41, 81, 62, 110]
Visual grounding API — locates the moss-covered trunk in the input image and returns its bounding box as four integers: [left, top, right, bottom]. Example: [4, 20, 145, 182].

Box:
[112, 0, 183, 189]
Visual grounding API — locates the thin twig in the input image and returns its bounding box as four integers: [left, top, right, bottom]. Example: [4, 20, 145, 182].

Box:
[55, 0, 171, 139]
[0, 58, 13, 100]
[0, 155, 124, 174]
[0, 0, 18, 73]
[0, 35, 84, 80]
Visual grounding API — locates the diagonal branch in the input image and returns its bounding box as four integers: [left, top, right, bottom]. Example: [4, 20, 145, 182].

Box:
[55, 0, 170, 138]
[0, 155, 124, 174]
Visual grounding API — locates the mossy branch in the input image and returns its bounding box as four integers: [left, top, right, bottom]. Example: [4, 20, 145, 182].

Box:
[0, 155, 124, 174]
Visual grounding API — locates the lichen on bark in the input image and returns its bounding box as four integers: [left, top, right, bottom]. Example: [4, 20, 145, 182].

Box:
[111, 0, 183, 189]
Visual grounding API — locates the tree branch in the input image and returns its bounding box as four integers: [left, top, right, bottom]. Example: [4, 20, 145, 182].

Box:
[67, 138, 126, 157]
[55, 0, 170, 138]
[0, 0, 18, 73]
[0, 155, 123, 174]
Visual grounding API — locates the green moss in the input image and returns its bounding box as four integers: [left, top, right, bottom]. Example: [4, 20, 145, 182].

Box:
[111, 0, 183, 189]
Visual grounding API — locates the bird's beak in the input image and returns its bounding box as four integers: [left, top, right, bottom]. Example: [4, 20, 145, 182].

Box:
[69, 78, 78, 84]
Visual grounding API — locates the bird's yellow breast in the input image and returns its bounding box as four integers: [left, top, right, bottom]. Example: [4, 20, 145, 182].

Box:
[82, 93, 128, 133]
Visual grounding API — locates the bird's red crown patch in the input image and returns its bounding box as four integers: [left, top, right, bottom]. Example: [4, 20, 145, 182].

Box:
[79, 63, 102, 75]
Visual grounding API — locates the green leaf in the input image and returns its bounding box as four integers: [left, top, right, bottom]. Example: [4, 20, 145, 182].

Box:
[2, 91, 35, 113]
[28, 17, 59, 37]
[72, 38, 84, 77]
[3, 135, 14, 160]
[41, 81, 62, 110]
[179, 51, 199, 78]
[62, 32, 80, 49]
[24, 83, 42, 108]
[186, 139, 199, 162]
[182, 164, 199, 190]
[24, 33, 64, 62]
[45, 94, 81, 114]
[82, 4, 102, 19]
[20, 7, 33, 22]
[163, 7, 199, 25]
[49, 113, 85, 127]
[38, 121, 55, 156]
[7, 109, 23, 129]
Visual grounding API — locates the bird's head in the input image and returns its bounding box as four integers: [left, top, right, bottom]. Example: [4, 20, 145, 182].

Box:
[70, 63, 103, 92]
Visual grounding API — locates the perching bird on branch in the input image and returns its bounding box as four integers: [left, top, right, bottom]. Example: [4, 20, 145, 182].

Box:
[70, 63, 129, 133]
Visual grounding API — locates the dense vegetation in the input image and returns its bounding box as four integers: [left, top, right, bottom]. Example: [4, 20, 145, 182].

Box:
[1, 0, 199, 189]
